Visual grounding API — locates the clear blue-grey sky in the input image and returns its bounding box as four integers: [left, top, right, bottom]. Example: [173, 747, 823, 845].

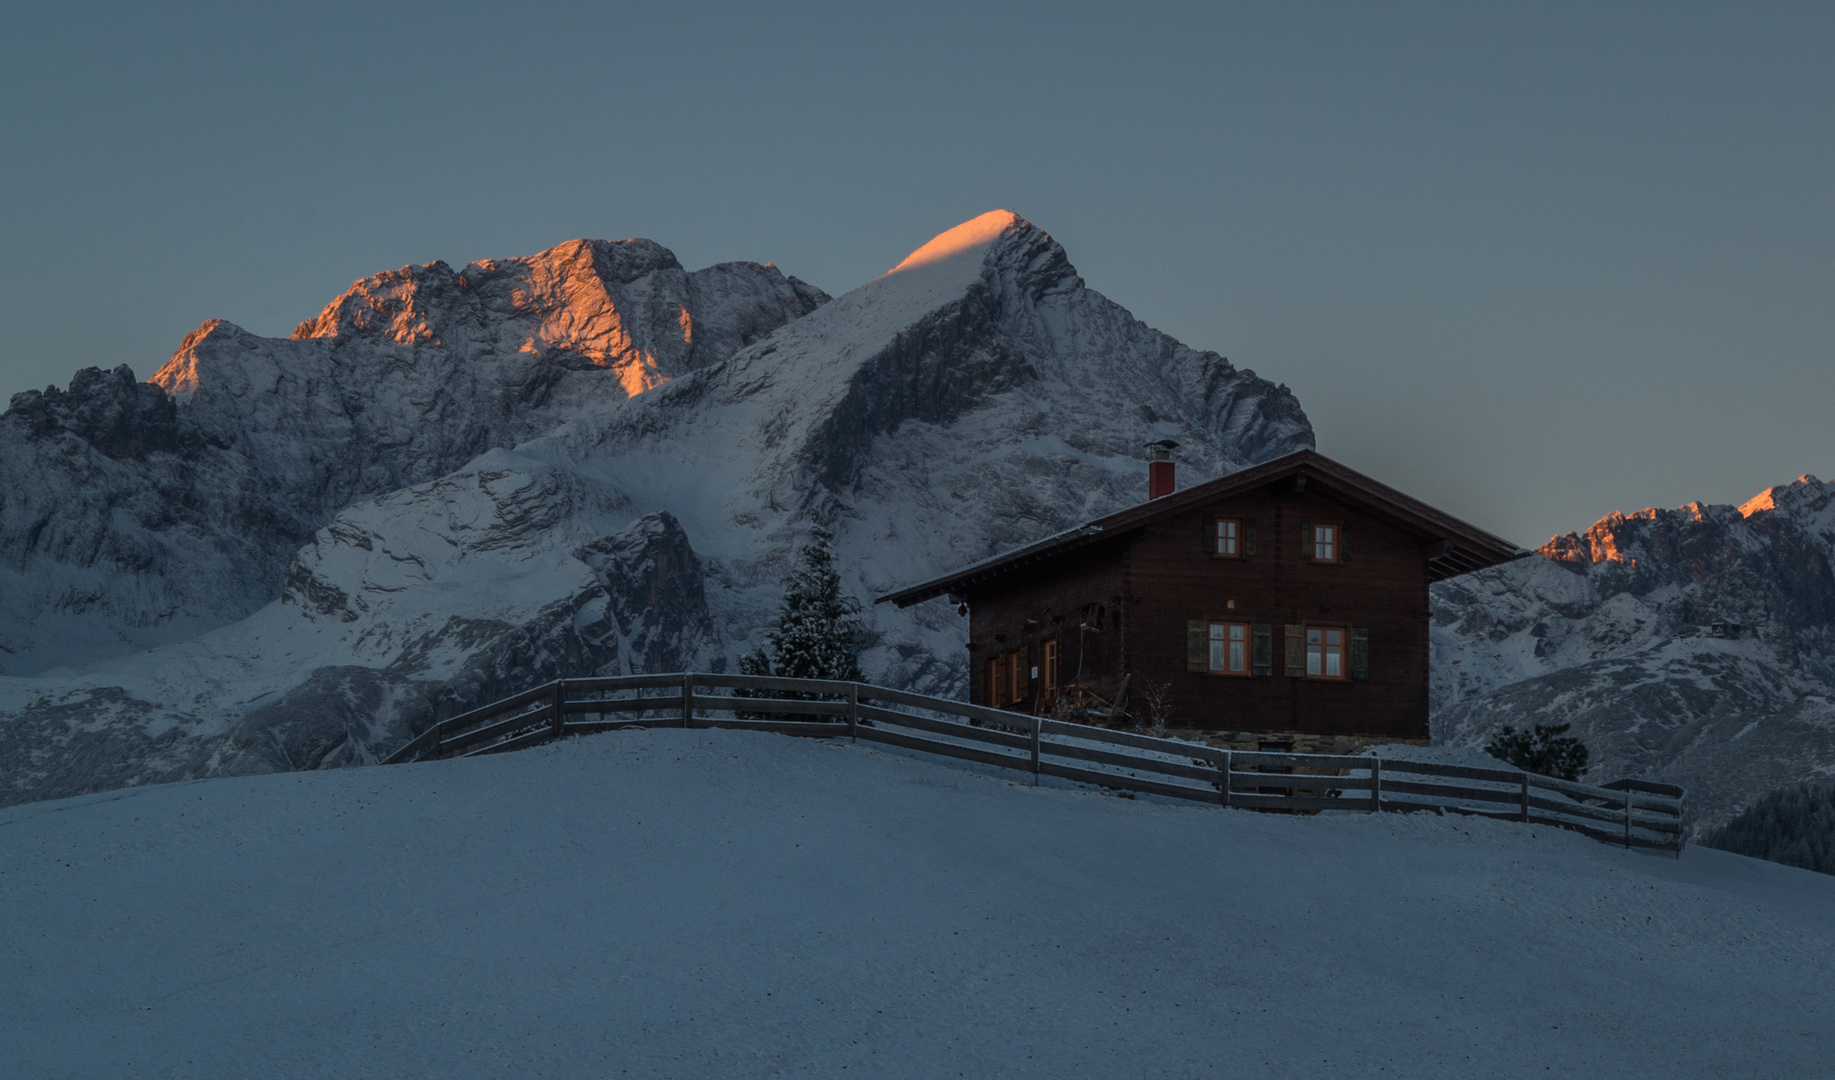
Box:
[3, 2, 1829, 546]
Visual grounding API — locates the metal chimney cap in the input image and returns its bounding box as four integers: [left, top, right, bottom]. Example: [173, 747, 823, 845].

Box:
[1146, 439, 1180, 460]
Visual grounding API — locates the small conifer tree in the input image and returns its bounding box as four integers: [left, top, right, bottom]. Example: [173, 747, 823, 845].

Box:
[738, 517, 864, 715]
[1485, 722, 1591, 781]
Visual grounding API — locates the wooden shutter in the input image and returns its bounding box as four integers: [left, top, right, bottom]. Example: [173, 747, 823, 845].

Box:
[1349, 627, 1369, 680]
[1202, 515, 1216, 555]
[1340, 522, 1354, 563]
[1245, 520, 1257, 557]
[986, 657, 1001, 705]
[1284, 624, 1306, 676]
[1187, 621, 1208, 671]
[1252, 623, 1273, 676]
[1299, 522, 1315, 560]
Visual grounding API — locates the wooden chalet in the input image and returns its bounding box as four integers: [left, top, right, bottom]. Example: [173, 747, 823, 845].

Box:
[877, 447, 1525, 753]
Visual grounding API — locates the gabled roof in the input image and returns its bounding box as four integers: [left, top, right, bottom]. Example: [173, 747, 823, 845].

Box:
[876, 449, 1528, 608]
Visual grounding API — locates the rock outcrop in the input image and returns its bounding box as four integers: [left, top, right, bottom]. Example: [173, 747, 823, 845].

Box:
[1431, 475, 1835, 833]
[0, 242, 825, 677]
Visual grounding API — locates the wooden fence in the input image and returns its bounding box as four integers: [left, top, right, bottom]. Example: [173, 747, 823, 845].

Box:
[381, 672, 1686, 854]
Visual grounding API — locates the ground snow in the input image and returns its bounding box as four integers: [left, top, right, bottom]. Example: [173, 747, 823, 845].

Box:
[4, 730, 1828, 1078]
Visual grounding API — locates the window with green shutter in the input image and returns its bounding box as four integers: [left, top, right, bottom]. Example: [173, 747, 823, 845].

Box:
[1187, 621, 1207, 671]
[1205, 517, 1244, 558]
[1308, 523, 1342, 563]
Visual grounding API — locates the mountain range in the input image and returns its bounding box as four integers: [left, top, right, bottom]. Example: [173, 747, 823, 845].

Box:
[0, 211, 1310, 803]
[1431, 475, 1835, 835]
[2, 210, 1828, 837]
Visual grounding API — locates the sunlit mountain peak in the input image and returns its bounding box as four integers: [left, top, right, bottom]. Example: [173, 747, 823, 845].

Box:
[885, 210, 1022, 276]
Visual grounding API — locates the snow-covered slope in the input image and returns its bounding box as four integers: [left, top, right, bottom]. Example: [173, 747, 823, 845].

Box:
[4, 728, 1828, 1078]
[0, 240, 825, 677]
[0, 211, 1312, 806]
[1431, 475, 1835, 834]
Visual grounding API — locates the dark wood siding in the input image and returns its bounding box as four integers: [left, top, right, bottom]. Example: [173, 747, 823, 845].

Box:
[964, 485, 1433, 740]
[966, 540, 1128, 714]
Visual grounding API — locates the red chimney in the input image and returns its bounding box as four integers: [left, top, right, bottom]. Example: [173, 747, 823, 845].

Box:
[1147, 440, 1179, 499]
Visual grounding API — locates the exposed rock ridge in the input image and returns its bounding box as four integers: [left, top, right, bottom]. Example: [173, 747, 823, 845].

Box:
[526, 211, 1313, 696]
[0, 241, 825, 677]
[1431, 474, 1835, 833]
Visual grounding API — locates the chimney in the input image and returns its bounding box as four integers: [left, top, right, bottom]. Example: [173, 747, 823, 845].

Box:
[1147, 440, 1179, 500]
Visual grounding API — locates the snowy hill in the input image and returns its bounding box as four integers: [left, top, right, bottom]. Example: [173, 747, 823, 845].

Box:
[1431, 475, 1835, 834]
[0, 211, 1311, 805]
[4, 727, 1828, 1078]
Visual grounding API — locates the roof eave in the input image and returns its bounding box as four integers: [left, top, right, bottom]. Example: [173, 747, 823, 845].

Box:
[874, 449, 1528, 605]
[874, 526, 1115, 608]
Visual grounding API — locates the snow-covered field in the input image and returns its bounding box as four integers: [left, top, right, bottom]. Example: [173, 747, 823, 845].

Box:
[4, 730, 1829, 1078]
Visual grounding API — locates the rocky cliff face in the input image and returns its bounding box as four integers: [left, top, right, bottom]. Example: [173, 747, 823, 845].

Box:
[1431, 476, 1835, 833]
[0, 241, 825, 677]
[0, 211, 1313, 807]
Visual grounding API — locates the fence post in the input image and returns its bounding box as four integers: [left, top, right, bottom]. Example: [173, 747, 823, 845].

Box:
[1624, 788, 1633, 849]
[682, 672, 694, 729]
[430, 722, 442, 762]
[848, 682, 859, 742]
[1221, 750, 1233, 809]
[1520, 772, 1530, 823]
[551, 681, 565, 742]
[1369, 756, 1381, 813]
[1030, 715, 1041, 785]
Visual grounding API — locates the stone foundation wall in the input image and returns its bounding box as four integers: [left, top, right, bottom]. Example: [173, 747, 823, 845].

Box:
[1165, 727, 1428, 757]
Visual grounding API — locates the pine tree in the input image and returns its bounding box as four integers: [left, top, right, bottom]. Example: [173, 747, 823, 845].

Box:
[1704, 780, 1835, 875]
[738, 517, 864, 715]
[1485, 722, 1591, 781]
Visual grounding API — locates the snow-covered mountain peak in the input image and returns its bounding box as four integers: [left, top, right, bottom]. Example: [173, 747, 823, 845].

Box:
[769, 210, 1063, 365]
[1738, 473, 1830, 519]
[151, 318, 252, 397]
[585, 209, 1300, 519]
[258, 236, 810, 398]
[885, 209, 1023, 276]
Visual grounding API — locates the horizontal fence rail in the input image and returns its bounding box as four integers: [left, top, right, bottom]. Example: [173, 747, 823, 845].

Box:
[381, 673, 1685, 854]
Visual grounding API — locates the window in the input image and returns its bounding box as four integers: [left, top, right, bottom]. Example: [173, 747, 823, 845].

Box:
[1215, 518, 1241, 557]
[1312, 524, 1338, 563]
[986, 650, 1028, 706]
[1209, 621, 1249, 674]
[1306, 627, 1345, 679]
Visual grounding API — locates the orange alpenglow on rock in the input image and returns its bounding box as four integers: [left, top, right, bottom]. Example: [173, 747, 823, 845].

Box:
[1737, 477, 1822, 518]
[148, 236, 830, 409]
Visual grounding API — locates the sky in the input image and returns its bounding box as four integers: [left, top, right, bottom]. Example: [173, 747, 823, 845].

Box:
[2, 1, 1829, 546]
